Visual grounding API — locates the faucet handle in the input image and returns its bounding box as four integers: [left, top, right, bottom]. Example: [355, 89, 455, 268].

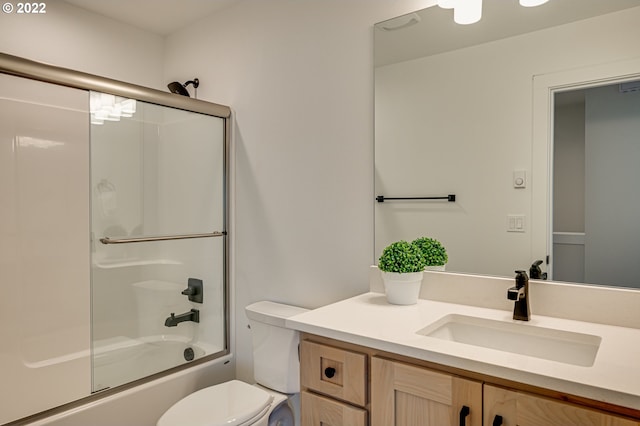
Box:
[515, 270, 528, 287]
[182, 278, 203, 304]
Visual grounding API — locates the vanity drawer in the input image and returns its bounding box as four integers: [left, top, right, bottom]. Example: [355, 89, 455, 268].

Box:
[300, 340, 367, 407]
[301, 390, 367, 426]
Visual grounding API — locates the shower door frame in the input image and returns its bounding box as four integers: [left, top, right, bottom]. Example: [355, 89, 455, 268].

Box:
[0, 51, 231, 394]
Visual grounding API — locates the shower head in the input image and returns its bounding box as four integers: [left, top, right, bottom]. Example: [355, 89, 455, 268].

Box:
[167, 78, 199, 97]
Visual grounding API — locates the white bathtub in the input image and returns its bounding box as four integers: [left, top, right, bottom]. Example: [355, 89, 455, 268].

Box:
[22, 340, 233, 426]
[92, 334, 218, 391]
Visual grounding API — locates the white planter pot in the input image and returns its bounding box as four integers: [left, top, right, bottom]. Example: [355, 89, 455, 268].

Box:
[425, 264, 446, 271]
[381, 271, 424, 305]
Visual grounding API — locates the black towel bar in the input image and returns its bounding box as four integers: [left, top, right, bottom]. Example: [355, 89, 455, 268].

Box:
[376, 194, 456, 203]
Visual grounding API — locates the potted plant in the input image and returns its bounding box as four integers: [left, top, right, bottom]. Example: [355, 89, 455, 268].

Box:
[412, 237, 448, 271]
[378, 240, 426, 305]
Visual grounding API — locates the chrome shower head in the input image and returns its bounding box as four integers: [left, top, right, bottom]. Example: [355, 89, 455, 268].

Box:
[167, 78, 199, 97]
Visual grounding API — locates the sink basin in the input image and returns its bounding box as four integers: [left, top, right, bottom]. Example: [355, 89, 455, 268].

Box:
[417, 314, 601, 367]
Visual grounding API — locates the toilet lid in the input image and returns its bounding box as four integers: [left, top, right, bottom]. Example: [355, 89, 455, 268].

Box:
[157, 380, 273, 426]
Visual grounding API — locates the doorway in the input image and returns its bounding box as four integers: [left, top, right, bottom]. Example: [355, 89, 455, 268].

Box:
[552, 82, 640, 287]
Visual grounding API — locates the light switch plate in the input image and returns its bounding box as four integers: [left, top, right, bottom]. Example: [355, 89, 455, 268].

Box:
[507, 214, 525, 232]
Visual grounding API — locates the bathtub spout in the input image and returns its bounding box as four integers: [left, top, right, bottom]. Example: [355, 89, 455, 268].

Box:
[164, 309, 200, 327]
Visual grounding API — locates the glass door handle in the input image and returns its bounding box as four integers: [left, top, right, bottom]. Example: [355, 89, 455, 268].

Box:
[100, 231, 226, 244]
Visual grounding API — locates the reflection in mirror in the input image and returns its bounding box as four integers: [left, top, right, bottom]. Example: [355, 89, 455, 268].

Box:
[374, 0, 640, 288]
[553, 82, 640, 288]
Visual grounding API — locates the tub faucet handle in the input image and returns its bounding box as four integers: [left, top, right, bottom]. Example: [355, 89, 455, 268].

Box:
[181, 278, 203, 304]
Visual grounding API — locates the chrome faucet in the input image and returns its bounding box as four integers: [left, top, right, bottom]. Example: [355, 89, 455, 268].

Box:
[507, 270, 530, 321]
[164, 309, 200, 327]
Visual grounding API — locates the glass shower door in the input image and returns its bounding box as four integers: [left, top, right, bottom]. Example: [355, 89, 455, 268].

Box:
[89, 92, 226, 391]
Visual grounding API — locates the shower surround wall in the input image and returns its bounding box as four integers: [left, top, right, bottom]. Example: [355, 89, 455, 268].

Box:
[0, 72, 91, 425]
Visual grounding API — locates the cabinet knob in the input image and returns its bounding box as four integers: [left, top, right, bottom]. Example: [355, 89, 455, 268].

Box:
[324, 367, 336, 378]
[493, 415, 503, 426]
[459, 405, 470, 426]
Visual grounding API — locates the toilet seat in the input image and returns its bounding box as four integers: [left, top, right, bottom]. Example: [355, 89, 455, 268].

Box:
[157, 380, 273, 426]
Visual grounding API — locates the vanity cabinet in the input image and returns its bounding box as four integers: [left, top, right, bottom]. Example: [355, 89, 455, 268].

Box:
[484, 385, 640, 426]
[299, 334, 640, 426]
[371, 357, 482, 426]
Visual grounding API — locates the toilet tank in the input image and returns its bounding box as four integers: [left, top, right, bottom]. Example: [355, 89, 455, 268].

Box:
[245, 301, 308, 394]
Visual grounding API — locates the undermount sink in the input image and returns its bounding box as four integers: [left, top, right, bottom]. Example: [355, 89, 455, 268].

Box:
[417, 314, 601, 367]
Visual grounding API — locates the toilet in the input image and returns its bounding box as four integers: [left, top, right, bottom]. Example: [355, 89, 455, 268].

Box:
[157, 301, 308, 426]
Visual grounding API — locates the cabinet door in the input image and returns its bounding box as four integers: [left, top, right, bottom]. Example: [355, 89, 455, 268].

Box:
[371, 357, 482, 426]
[301, 391, 367, 426]
[484, 385, 640, 426]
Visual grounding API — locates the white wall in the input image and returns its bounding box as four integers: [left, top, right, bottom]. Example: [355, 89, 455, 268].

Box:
[0, 0, 165, 89]
[163, 0, 433, 382]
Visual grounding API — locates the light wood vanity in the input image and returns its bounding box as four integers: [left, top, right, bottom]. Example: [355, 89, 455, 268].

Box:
[300, 333, 640, 426]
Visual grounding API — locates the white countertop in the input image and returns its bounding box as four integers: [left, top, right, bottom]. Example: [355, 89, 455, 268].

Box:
[286, 292, 640, 410]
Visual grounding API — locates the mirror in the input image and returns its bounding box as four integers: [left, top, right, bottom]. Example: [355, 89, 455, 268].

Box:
[374, 0, 640, 288]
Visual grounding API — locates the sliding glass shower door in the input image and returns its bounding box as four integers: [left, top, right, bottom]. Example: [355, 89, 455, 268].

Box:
[90, 92, 227, 391]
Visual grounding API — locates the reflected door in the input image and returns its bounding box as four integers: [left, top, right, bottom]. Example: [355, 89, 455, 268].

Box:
[552, 83, 640, 288]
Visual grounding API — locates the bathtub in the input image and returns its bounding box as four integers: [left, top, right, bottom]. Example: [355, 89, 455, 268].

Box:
[20, 338, 233, 426]
[92, 334, 218, 391]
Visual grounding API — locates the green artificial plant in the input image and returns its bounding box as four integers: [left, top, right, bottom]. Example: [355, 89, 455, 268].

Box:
[378, 240, 426, 273]
[412, 237, 448, 266]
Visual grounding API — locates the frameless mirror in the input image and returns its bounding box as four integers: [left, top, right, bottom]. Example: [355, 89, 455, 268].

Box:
[374, 0, 640, 288]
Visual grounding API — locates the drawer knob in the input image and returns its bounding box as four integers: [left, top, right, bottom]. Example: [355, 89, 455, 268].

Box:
[324, 367, 336, 378]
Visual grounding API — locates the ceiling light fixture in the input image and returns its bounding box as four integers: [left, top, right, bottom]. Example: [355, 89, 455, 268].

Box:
[454, 0, 482, 25]
[439, 0, 552, 25]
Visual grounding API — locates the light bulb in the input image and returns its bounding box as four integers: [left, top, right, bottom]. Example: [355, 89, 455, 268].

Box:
[519, 0, 549, 7]
[454, 0, 482, 25]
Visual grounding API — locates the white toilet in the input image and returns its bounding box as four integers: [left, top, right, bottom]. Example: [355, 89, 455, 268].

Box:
[157, 301, 308, 426]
